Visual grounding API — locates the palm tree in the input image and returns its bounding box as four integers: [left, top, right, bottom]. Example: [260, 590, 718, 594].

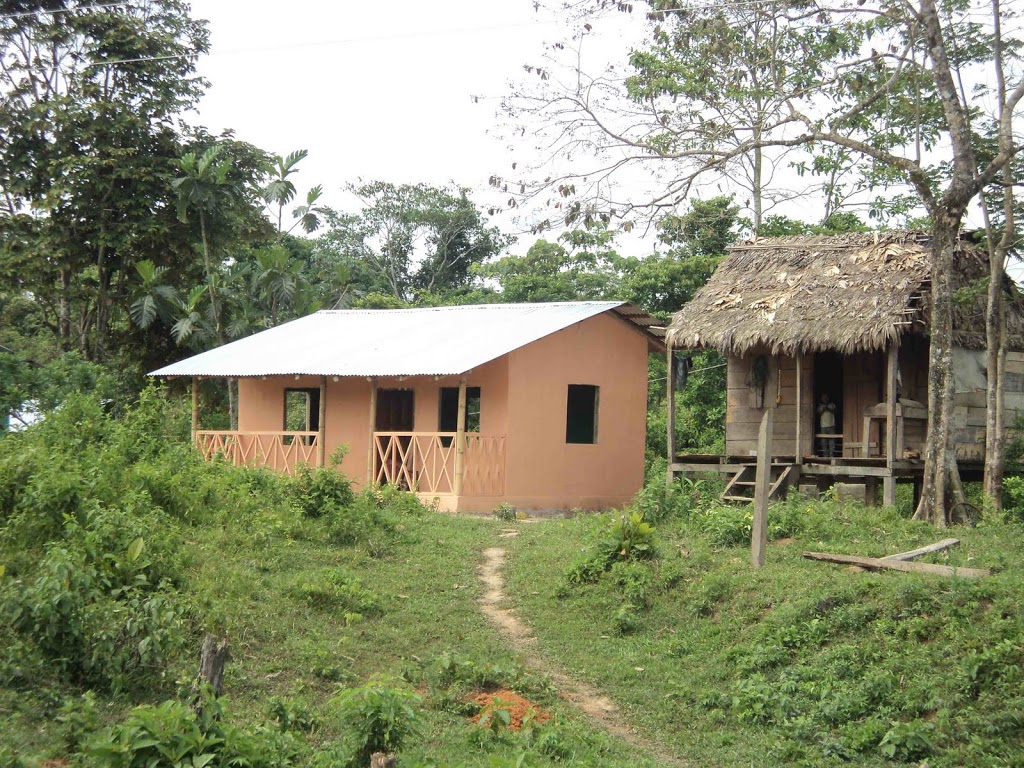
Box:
[172, 144, 238, 347]
[128, 260, 179, 330]
[173, 144, 244, 426]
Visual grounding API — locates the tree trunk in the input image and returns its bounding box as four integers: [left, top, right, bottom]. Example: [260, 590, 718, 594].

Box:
[983, 0, 1013, 511]
[751, 138, 763, 234]
[58, 267, 72, 350]
[983, 235, 1009, 510]
[914, 217, 967, 525]
[198, 210, 236, 427]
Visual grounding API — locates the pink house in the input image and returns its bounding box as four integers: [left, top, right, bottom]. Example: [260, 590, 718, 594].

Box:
[151, 302, 664, 513]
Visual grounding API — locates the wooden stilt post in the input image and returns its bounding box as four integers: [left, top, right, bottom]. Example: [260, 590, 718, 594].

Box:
[752, 407, 774, 569]
[454, 377, 467, 497]
[795, 354, 803, 465]
[318, 376, 328, 467]
[367, 378, 377, 486]
[191, 378, 199, 443]
[666, 346, 677, 488]
[884, 341, 899, 506]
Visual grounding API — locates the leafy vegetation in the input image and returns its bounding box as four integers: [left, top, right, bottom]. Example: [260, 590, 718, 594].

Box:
[0, 394, 664, 766]
[507, 473, 1024, 767]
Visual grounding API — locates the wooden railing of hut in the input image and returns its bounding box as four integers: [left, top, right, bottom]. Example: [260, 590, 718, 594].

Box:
[195, 430, 321, 472]
[372, 432, 506, 496]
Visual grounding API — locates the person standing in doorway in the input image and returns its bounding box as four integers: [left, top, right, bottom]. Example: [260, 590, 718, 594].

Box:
[817, 393, 838, 457]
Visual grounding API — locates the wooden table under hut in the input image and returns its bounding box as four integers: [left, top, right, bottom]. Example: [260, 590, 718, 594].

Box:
[665, 231, 1024, 507]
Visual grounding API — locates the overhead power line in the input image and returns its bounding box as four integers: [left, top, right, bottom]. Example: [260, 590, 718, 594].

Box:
[0, 3, 129, 22]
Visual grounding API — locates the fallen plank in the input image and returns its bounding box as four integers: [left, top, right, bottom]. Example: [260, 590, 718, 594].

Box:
[802, 551, 990, 578]
[885, 538, 960, 562]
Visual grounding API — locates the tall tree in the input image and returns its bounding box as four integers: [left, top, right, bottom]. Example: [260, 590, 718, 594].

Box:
[314, 182, 508, 303]
[0, 0, 209, 364]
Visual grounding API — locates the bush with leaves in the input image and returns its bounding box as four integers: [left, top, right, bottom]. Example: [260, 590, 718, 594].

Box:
[88, 689, 299, 768]
[564, 511, 658, 586]
[1, 508, 190, 692]
[0, 390, 278, 692]
[323, 677, 421, 767]
[289, 449, 354, 518]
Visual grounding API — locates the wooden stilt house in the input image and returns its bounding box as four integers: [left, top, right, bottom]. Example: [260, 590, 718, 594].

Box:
[666, 232, 1024, 506]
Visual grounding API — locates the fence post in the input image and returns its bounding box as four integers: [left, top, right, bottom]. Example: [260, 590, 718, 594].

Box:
[752, 407, 774, 569]
[454, 378, 467, 497]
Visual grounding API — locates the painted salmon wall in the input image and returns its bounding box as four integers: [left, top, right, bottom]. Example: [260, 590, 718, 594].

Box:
[236, 356, 508, 490]
[502, 312, 650, 511]
[234, 311, 650, 510]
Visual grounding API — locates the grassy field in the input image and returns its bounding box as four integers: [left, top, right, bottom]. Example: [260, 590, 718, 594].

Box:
[2, 397, 1023, 767]
[504, 496, 1024, 767]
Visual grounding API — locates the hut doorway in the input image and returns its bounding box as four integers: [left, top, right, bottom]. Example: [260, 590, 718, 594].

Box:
[813, 352, 844, 457]
[375, 389, 415, 488]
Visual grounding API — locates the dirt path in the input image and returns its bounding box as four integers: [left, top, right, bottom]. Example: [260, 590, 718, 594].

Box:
[477, 537, 685, 767]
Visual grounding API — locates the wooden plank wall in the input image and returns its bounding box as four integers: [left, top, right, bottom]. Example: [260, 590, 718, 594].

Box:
[951, 350, 1024, 460]
[843, 351, 883, 455]
[725, 343, 1024, 461]
[726, 351, 809, 457]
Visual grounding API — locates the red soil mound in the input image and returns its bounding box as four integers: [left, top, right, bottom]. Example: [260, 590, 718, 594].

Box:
[470, 688, 551, 731]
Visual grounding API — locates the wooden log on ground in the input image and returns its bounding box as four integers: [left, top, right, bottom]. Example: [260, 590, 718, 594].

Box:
[802, 551, 989, 578]
[885, 538, 960, 561]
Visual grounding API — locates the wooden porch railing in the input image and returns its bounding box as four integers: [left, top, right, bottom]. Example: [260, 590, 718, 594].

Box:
[372, 432, 506, 496]
[195, 430, 321, 472]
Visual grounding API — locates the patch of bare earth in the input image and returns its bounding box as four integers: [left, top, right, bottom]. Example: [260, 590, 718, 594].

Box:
[477, 542, 685, 767]
[470, 688, 551, 730]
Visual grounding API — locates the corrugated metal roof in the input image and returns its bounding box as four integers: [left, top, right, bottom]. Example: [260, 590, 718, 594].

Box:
[149, 301, 662, 378]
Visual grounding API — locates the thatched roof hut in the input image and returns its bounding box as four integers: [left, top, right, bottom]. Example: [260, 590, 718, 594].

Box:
[667, 231, 1024, 355]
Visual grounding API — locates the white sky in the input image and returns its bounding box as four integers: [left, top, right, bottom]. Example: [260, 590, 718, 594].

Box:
[185, 0, 589, 244]
[184, 0, 1022, 279]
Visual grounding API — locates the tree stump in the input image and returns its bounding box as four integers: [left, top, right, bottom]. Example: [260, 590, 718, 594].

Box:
[370, 753, 397, 768]
[192, 633, 228, 718]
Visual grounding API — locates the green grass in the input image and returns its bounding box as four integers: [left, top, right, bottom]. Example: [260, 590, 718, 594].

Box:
[1, 500, 666, 767]
[2, 395, 1022, 767]
[504, 499, 1024, 767]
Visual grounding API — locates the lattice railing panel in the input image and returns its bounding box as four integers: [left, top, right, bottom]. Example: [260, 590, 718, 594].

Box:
[195, 430, 319, 473]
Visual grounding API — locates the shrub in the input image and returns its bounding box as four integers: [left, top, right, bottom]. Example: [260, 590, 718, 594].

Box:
[291, 462, 354, 519]
[88, 691, 298, 768]
[694, 504, 752, 547]
[603, 511, 657, 561]
[291, 568, 382, 621]
[329, 677, 421, 767]
[878, 720, 934, 762]
[492, 503, 518, 521]
[1, 510, 189, 693]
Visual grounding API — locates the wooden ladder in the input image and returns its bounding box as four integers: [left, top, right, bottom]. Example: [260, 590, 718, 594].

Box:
[721, 463, 795, 504]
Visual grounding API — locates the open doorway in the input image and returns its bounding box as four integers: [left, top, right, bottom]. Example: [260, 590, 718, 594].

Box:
[375, 389, 415, 488]
[813, 352, 844, 457]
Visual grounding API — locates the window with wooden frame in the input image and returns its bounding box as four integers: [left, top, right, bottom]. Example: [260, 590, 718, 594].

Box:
[438, 387, 481, 446]
[565, 384, 599, 444]
[284, 388, 320, 444]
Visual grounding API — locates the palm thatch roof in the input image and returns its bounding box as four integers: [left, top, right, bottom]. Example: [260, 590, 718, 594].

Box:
[667, 231, 1024, 355]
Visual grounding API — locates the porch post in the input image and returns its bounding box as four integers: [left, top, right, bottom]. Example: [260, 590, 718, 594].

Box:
[454, 377, 467, 497]
[884, 340, 899, 506]
[191, 378, 199, 443]
[318, 376, 328, 467]
[666, 346, 677, 487]
[366, 378, 377, 486]
[795, 354, 803, 465]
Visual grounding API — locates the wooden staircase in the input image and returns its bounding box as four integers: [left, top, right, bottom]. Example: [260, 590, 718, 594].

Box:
[721, 462, 795, 504]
